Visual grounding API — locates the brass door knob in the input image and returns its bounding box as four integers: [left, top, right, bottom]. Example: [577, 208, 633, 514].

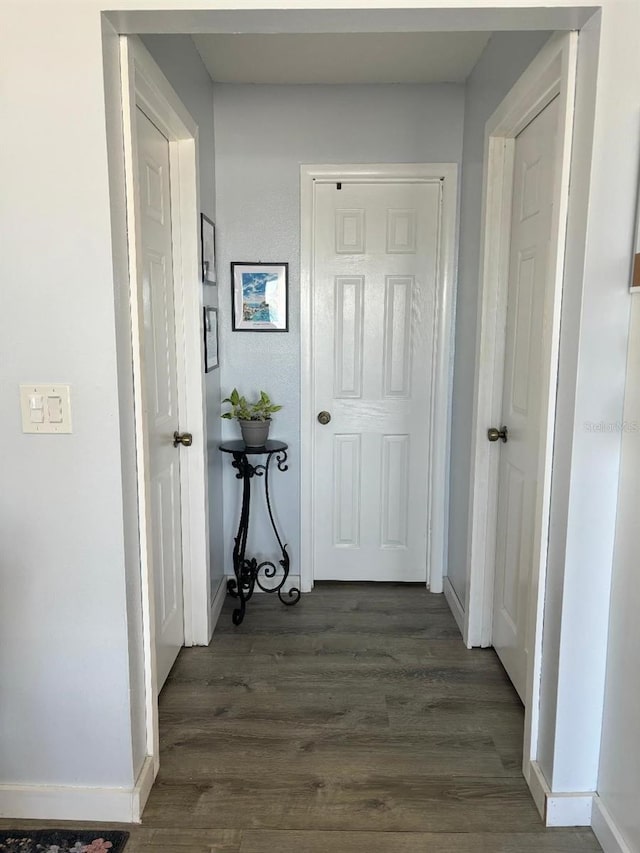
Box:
[173, 431, 193, 448]
[317, 411, 331, 425]
[487, 426, 508, 443]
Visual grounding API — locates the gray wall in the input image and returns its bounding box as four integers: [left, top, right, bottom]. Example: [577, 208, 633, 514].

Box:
[597, 315, 640, 849]
[213, 82, 465, 577]
[142, 35, 226, 600]
[447, 31, 551, 605]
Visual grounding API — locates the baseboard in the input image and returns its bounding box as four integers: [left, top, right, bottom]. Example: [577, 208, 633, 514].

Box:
[592, 795, 634, 853]
[208, 575, 228, 641]
[443, 576, 465, 637]
[527, 761, 593, 826]
[527, 760, 548, 819]
[131, 755, 155, 822]
[546, 791, 593, 827]
[0, 755, 155, 824]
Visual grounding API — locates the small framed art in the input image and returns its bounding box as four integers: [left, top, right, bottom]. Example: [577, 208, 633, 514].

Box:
[204, 306, 219, 372]
[231, 262, 289, 332]
[201, 214, 217, 285]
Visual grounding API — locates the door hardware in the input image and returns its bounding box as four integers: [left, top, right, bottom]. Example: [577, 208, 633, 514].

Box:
[487, 426, 508, 443]
[317, 411, 332, 425]
[173, 431, 193, 447]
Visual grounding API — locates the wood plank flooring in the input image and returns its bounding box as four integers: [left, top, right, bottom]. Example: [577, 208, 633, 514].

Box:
[0, 584, 600, 851]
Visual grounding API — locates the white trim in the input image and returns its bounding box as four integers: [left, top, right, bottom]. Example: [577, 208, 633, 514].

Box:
[527, 760, 549, 819]
[592, 796, 635, 853]
[131, 756, 156, 822]
[208, 575, 228, 641]
[443, 576, 465, 639]
[527, 761, 593, 827]
[0, 757, 156, 825]
[300, 163, 457, 594]
[464, 30, 578, 779]
[545, 793, 593, 828]
[120, 35, 211, 774]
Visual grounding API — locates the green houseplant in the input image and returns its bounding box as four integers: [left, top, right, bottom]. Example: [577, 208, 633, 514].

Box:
[221, 388, 282, 447]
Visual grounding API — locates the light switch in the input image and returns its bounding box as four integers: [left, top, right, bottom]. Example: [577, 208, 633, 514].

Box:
[20, 385, 72, 433]
[47, 395, 63, 423]
[29, 394, 45, 423]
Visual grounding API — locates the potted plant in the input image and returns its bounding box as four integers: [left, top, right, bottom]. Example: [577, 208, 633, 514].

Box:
[221, 388, 282, 447]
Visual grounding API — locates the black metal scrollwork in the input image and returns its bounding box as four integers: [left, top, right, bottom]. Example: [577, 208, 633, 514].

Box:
[222, 442, 300, 625]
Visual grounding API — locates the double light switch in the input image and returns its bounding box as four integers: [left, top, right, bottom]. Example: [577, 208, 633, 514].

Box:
[20, 385, 72, 433]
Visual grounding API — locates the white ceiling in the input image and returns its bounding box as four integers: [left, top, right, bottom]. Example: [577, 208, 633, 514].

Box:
[192, 32, 492, 85]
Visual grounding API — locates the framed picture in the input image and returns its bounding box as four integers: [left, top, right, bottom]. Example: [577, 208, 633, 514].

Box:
[631, 188, 640, 290]
[204, 306, 219, 372]
[231, 262, 289, 332]
[201, 213, 217, 285]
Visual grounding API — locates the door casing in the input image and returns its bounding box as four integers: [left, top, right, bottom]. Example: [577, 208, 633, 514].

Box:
[300, 163, 458, 594]
[460, 32, 578, 801]
[120, 35, 212, 773]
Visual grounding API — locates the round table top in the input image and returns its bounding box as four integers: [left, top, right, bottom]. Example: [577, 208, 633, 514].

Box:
[219, 439, 288, 455]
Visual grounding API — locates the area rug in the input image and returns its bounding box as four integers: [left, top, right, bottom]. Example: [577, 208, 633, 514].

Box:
[0, 831, 128, 852]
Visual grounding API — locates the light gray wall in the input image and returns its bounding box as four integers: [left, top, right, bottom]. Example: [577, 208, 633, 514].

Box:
[447, 31, 551, 605]
[597, 301, 640, 849]
[213, 82, 465, 576]
[0, 11, 139, 789]
[142, 35, 225, 599]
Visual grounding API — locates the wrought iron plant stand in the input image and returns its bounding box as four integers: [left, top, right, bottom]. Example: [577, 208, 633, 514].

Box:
[220, 440, 301, 625]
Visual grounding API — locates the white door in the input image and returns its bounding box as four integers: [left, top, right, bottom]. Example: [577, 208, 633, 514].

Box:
[312, 180, 441, 582]
[492, 97, 560, 700]
[136, 106, 185, 689]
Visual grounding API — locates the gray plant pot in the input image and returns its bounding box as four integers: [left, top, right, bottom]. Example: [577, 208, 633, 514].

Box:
[239, 419, 271, 448]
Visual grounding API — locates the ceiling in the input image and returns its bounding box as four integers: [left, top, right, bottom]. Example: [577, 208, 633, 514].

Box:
[192, 32, 492, 85]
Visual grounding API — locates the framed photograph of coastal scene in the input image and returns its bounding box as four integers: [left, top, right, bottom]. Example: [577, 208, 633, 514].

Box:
[231, 262, 289, 332]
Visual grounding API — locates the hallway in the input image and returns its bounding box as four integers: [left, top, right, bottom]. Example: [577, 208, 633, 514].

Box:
[135, 584, 599, 851]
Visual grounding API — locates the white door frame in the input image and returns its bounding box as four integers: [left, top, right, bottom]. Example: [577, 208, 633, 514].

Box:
[120, 36, 211, 770]
[461, 32, 578, 790]
[300, 163, 458, 594]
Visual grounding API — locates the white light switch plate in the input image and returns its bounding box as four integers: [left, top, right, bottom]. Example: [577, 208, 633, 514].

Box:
[20, 384, 72, 433]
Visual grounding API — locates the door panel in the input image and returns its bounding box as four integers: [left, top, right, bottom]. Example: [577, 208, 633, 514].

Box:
[492, 97, 560, 700]
[313, 181, 441, 582]
[136, 106, 185, 690]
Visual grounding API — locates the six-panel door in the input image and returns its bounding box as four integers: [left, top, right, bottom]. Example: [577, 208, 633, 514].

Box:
[136, 107, 185, 689]
[313, 181, 442, 582]
[492, 97, 560, 700]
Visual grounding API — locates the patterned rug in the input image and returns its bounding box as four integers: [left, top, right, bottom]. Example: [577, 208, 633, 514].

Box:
[0, 831, 128, 852]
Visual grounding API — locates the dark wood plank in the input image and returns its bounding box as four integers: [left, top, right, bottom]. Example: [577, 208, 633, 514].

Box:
[0, 585, 600, 851]
[143, 773, 548, 833]
[240, 829, 601, 853]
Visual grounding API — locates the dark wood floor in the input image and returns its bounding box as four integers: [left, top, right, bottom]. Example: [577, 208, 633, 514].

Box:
[1, 584, 601, 852]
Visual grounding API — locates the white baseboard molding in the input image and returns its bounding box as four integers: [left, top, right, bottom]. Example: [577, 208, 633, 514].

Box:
[592, 795, 634, 853]
[131, 755, 155, 822]
[208, 575, 228, 642]
[443, 576, 465, 638]
[0, 756, 155, 824]
[546, 792, 593, 827]
[527, 760, 548, 819]
[527, 761, 593, 827]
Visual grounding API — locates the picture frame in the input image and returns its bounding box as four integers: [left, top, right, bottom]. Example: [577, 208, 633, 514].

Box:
[231, 262, 289, 332]
[201, 213, 217, 285]
[204, 306, 219, 372]
[631, 194, 640, 291]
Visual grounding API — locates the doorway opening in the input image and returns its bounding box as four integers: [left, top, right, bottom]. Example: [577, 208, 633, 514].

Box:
[300, 164, 457, 593]
[104, 11, 592, 824]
